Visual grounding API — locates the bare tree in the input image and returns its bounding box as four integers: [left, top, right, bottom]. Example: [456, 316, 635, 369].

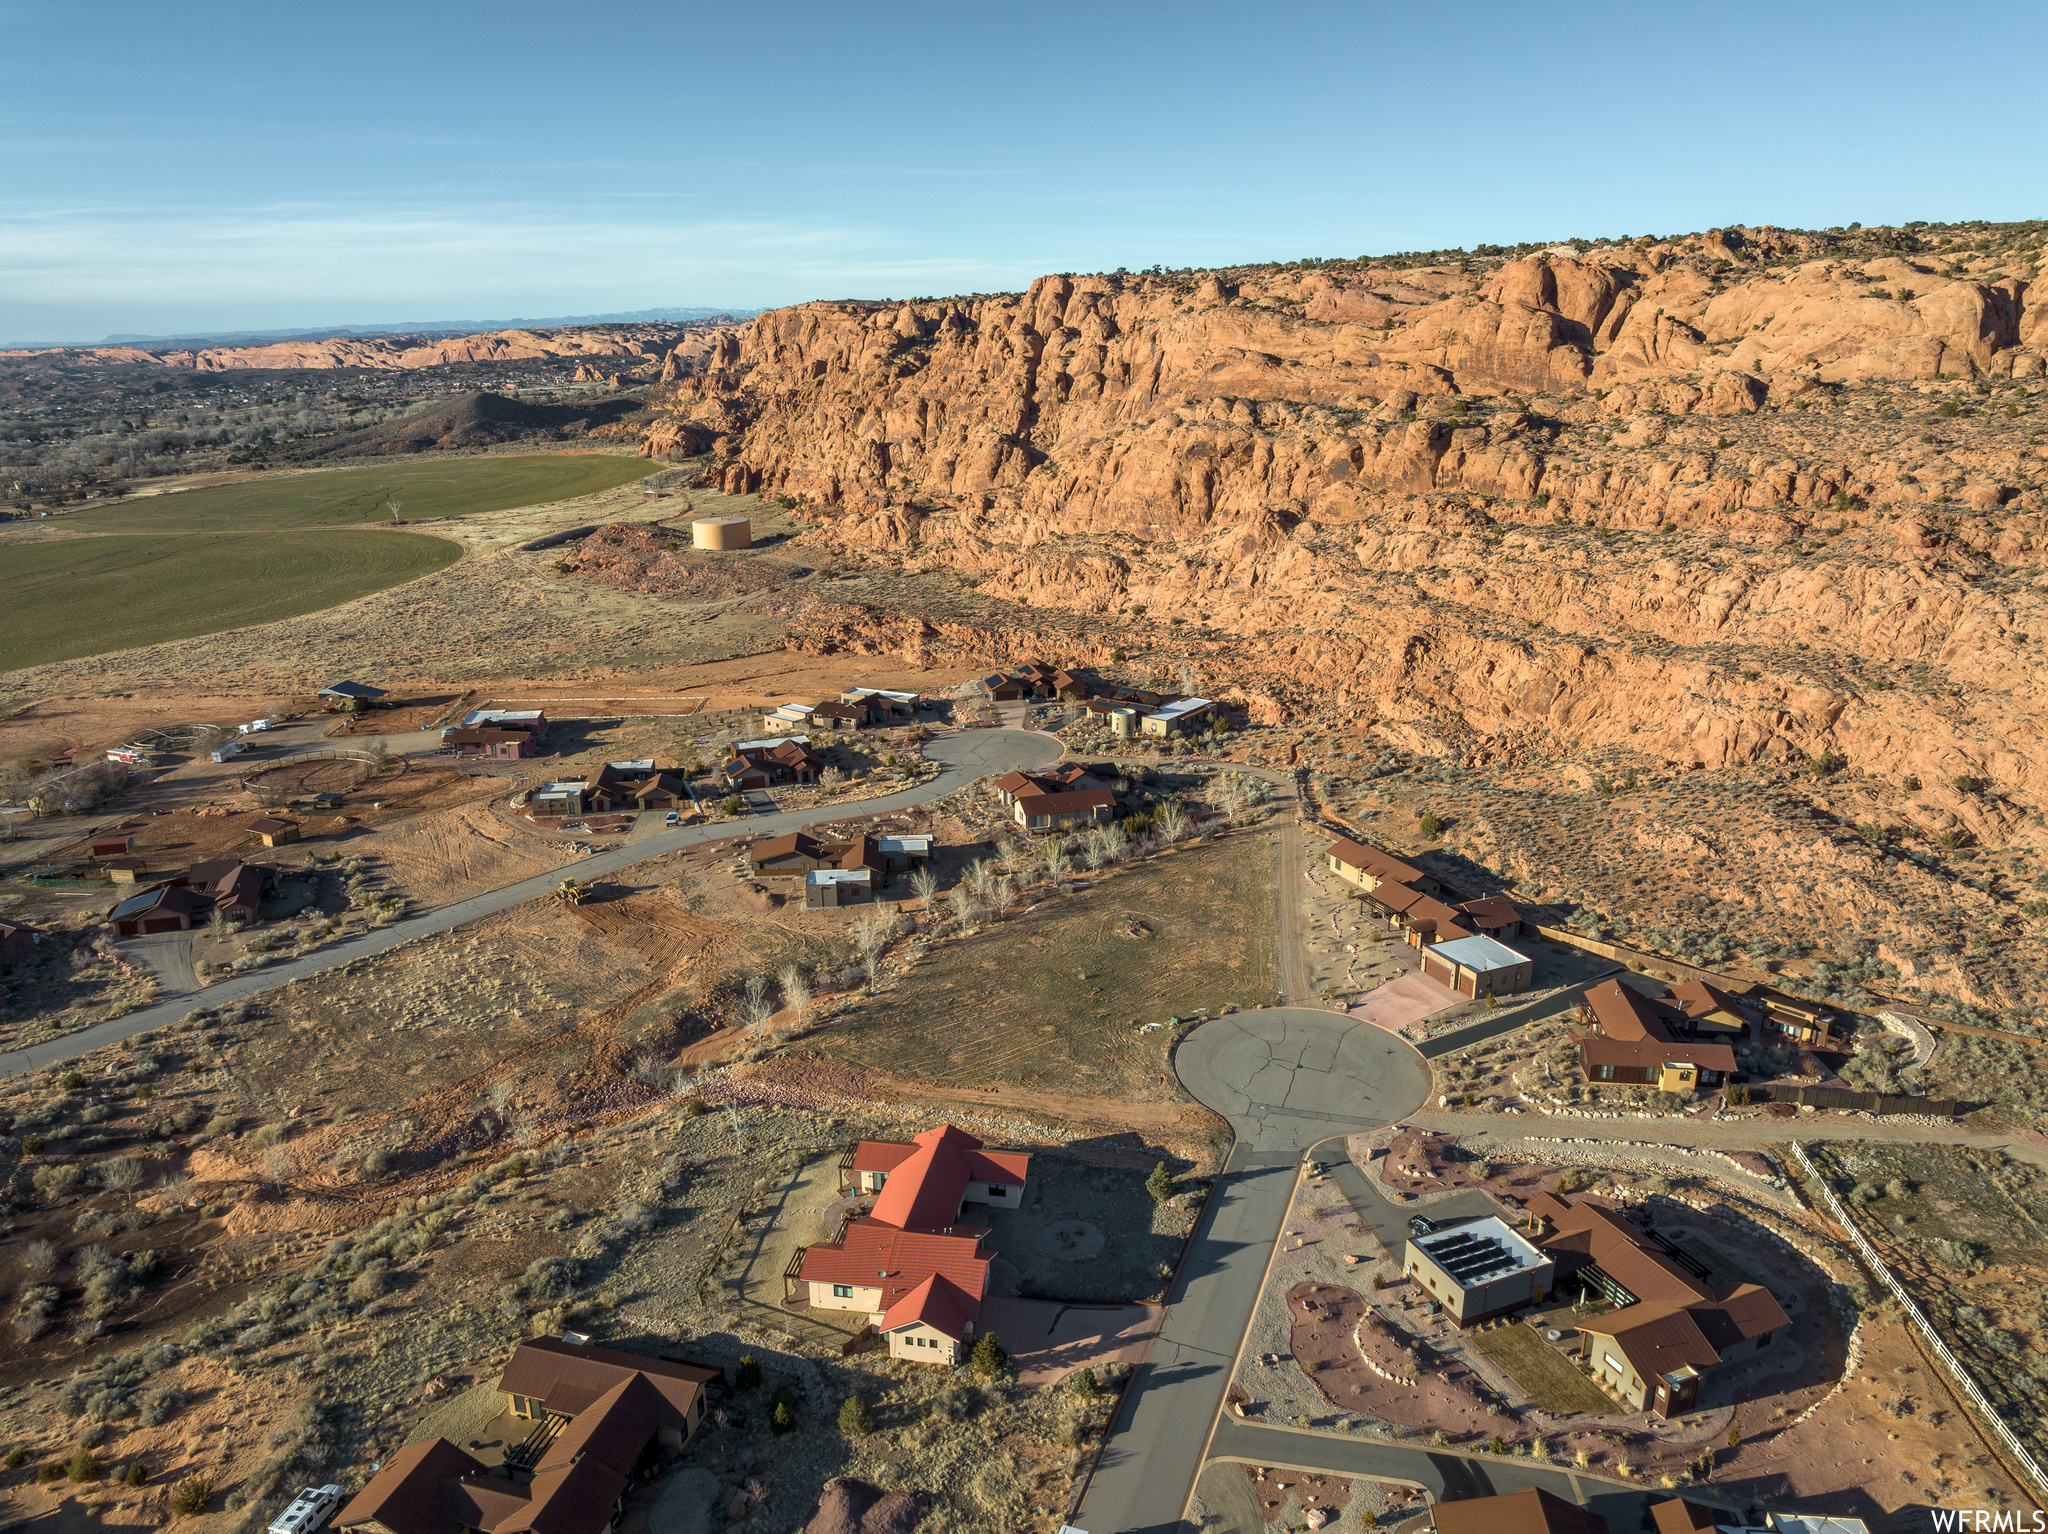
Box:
[1041, 838, 1070, 885]
[947, 885, 978, 928]
[999, 839, 1031, 880]
[97, 1156, 143, 1205]
[777, 962, 811, 1028]
[851, 910, 894, 993]
[1156, 798, 1191, 845]
[158, 1173, 196, 1209]
[988, 876, 1017, 922]
[965, 859, 996, 899]
[264, 1145, 296, 1184]
[908, 865, 939, 911]
[741, 974, 774, 1031]
[1178, 659, 1199, 695]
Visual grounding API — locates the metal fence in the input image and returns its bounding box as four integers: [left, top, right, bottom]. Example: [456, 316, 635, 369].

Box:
[1789, 1141, 2048, 1499]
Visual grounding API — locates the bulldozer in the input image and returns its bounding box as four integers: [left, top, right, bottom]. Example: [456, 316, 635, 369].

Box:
[556, 878, 593, 906]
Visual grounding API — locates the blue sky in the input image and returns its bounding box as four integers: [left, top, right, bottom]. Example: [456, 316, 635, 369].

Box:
[4, 0, 2044, 343]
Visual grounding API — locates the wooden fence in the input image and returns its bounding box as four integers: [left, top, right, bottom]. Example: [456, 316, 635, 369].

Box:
[1790, 1142, 2048, 1499]
[1749, 1084, 1959, 1117]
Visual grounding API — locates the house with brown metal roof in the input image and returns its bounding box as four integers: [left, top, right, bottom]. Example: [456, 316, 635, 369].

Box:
[1578, 979, 1737, 1093]
[0, 922, 40, 966]
[992, 770, 1055, 807]
[1667, 979, 1752, 1038]
[1647, 1500, 1720, 1534]
[107, 882, 212, 937]
[1526, 1192, 1788, 1416]
[1012, 788, 1117, 834]
[795, 1125, 1030, 1364]
[585, 762, 687, 813]
[1431, 1487, 1607, 1533]
[1456, 894, 1524, 938]
[748, 832, 829, 877]
[449, 726, 543, 760]
[334, 1337, 718, 1534]
[1323, 837, 1439, 894]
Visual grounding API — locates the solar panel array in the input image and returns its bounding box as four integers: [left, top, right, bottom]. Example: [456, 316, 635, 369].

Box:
[1422, 1229, 1526, 1287]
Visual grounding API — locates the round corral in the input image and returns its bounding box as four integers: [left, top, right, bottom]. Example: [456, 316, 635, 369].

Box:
[1174, 1007, 1432, 1153]
[692, 515, 752, 550]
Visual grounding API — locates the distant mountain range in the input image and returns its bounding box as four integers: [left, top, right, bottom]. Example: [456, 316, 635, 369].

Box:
[13, 307, 755, 349]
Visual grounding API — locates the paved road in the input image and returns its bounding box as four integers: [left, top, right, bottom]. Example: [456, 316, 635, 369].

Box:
[0, 728, 1061, 1079]
[1076, 1010, 1432, 1534]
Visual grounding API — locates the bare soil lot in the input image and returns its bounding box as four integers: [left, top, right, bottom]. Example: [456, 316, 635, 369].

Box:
[812, 833, 1276, 1127]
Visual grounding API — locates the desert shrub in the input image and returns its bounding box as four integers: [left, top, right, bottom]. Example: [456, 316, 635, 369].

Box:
[31, 1163, 83, 1202]
[122, 1462, 147, 1487]
[360, 1148, 393, 1177]
[76, 1247, 135, 1315]
[770, 1399, 796, 1436]
[3, 1447, 30, 1469]
[66, 1446, 99, 1483]
[36, 1463, 64, 1484]
[251, 1124, 287, 1149]
[346, 1262, 393, 1302]
[135, 1388, 181, 1426]
[203, 1114, 239, 1138]
[516, 1256, 580, 1300]
[22, 1238, 57, 1273]
[170, 1473, 212, 1516]
[735, 1355, 761, 1390]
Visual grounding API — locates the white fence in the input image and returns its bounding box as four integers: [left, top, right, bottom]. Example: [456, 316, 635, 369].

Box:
[1789, 1141, 2048, 1498]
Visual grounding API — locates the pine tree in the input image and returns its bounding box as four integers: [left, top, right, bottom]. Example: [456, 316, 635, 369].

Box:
[771, 1400, 796, 1436]
[970, 1333, 1009, 1378]
[837, 1396, 871, 1438]
[735, 1355, 762, 1390]
[1145, 1160, 1174, 1204]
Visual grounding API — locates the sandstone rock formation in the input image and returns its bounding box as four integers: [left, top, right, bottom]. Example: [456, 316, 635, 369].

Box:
[639, 222, 2048, 1012]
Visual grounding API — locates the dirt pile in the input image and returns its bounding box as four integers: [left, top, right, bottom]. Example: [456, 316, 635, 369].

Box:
[296, 390, 651, 457]
[556, 523, 809, 600]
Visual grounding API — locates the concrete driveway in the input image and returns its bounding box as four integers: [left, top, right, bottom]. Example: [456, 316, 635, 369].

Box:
[120, 931, 200, 1000]
[1076, 1009, 1431, 1534]
[0, 728, 1058, 1077]
[1347, 970, 1463, 1035]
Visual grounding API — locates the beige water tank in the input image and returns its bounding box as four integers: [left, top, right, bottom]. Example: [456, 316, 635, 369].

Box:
[692, 516, 752, 550]
[1109, 708, 1139, 737]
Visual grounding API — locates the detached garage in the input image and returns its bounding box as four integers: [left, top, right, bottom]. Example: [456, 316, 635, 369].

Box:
[1419, 933, 1534, 998]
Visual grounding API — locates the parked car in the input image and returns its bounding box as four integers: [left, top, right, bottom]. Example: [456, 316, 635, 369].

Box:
[267, 1485, 345, 1534]
[665, 810, 680, 825]
[1407, 1215, 1441, 1237]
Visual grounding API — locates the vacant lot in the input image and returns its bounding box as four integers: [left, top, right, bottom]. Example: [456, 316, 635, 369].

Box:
[1470, 1322, 1614, 1416]
[815, 833, 1275, 1114]
[1807, 1140, 2048, 1468]
[66, 454, 654, 532]
[0, 529, 460, 670]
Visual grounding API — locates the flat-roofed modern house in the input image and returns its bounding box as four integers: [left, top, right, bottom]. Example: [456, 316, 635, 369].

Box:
[803, 868, 871, 908]
[1139, 697, 1216, 736]
[795, 1125, 1029, 1364]
[532, 780, 590, 816]
[1528, 1191, 1788, 1416]
[1419, 933, 1535, 997]
[1402, 1216, 1554, 1325]
[334, 1336, 719, 1534]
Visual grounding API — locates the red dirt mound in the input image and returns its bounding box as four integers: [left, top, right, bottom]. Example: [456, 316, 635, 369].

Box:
[804, 1478, 928, 1534]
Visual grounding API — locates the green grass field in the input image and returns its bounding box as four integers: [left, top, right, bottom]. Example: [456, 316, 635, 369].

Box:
[0, 531, 461, 672]
[67, 454, 653, 533]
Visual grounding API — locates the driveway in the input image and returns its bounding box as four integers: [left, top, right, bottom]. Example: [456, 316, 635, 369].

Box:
[978, 1298, 1160, 1389]
[0, 728, 1057, 1078]
[1347, 971, 1463, 1034]
[120, 931, 200, 1000]
[1075, 1009, 1431, 1534]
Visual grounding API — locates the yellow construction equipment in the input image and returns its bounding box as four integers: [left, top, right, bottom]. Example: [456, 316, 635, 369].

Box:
[556, 878, 591, 906]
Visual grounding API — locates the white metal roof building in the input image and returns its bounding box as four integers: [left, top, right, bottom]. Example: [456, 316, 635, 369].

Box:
[1403, 1216, 1554, 1325]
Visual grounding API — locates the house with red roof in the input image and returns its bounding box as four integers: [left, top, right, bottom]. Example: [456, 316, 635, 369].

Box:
[1576, 978, 1737, 1094]
[793, 1124, 1030, 1364]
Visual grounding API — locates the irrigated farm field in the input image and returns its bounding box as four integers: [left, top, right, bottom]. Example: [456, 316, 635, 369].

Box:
[0, 529, 460, 670]
[68, 453, 654, 531]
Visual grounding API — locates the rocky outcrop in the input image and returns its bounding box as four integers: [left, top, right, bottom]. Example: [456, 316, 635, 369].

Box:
[643, 222, 2048, 840]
